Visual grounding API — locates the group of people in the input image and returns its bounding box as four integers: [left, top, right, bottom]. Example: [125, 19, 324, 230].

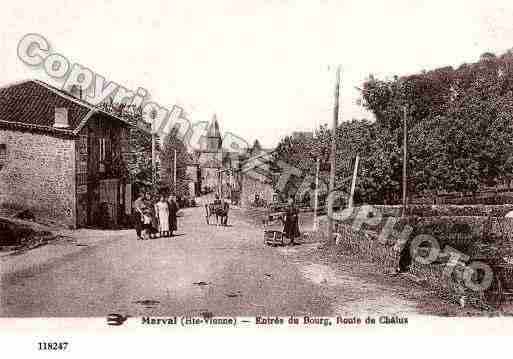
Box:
[132, 193, 179, 240]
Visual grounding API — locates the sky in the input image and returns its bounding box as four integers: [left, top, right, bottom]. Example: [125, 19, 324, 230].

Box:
[1, 0, 513, 148]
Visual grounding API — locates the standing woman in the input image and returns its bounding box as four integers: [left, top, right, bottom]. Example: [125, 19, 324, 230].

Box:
[155, 195, 170, 237]
[282, 197, 300, 245]
[132, 193, 146, 240]
[145, 192, 158, 239]
[167, 194, 179, 236]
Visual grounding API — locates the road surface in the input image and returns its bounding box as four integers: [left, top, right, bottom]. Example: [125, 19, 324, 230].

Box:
[1, 206, 460, 317]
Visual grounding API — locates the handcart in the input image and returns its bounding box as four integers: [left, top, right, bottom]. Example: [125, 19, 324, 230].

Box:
[264, 230, 291, 246]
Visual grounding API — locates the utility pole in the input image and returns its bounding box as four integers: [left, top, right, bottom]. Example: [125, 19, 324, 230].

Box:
[218, 168, 222, 198]
[402, 106, 408, 217]
[150, 110, 157, 192]
[348, 155, 359, 208]
[313, 158, 320, 231]
[327, 65, 341, 245]
[151, 133, 156, 189]
[173, 149, 177, 193]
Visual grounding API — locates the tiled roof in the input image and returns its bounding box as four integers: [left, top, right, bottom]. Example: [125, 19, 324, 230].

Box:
[0, 79, 130, 136]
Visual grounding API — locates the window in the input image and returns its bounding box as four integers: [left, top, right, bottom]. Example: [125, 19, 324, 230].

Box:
[99, 138, 107, 173]
[0, 144, 6, 170]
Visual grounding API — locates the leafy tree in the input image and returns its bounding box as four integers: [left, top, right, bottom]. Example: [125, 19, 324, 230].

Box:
[274, 48, 513, 204]
[159, 128, 192, 197]
[361, 48, 513, 199]
[98, 100, 157, 189]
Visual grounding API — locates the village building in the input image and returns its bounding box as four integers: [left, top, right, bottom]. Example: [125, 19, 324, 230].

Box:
[238, 139, 277, 207]
[291, 131, 314, 140]
[0, 79, 134, 228]
[195, 114, 224, 193]
[186, 115, 277, 206]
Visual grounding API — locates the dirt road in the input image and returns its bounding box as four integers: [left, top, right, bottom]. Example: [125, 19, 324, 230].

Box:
[1, 206, 464, 317]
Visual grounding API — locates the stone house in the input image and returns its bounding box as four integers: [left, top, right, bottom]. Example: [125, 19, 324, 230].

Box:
[196, 114, 223, 193]
[186, 115, 276, 206]
[240, 168, 276, 207]
[238, 141, 277, 207]
[0, 79, 133, 228]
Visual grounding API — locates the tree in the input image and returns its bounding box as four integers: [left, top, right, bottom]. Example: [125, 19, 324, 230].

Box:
[361, 48, 513, 199]
[159, 128, 192, 197]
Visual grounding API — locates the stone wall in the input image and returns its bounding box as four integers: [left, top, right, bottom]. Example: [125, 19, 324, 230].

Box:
[0, 129, 76, 228]
[318, 209, 513, 309]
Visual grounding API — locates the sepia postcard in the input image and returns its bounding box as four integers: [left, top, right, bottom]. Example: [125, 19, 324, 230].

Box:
[1, 0, 513, 356]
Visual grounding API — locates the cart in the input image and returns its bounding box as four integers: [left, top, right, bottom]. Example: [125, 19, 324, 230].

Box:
[264, 230, 291, 246]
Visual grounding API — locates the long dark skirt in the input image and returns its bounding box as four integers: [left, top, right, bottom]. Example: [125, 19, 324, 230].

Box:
[132, 212, 142, 237]
[169, 214, 177, 231]
[283, 218, 300, 239]
[168, 201, 178, 231]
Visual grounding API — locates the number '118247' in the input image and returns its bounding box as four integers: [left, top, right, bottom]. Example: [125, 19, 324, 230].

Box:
[38, 342, 69, 351]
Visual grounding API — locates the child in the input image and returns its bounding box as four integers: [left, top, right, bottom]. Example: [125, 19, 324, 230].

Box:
[141, 209, 153, 240]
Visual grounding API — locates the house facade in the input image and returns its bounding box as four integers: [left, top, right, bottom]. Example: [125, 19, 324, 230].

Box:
[196, 115, 224, 193]
[0, 80, 133, 228]
[238, 141, 277, 207]
[179, 114, 276, 206]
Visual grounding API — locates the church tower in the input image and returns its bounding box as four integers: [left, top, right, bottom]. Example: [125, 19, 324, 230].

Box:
[205, 114, 222, 152]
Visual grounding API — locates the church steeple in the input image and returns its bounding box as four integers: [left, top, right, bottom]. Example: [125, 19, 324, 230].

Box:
[206, 114, 222, 151]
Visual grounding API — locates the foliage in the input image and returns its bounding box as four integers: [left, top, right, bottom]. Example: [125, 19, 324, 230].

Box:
[98, 101, 156, 186]
[159, 128, 192, 198]
[272, 49, 513, 205]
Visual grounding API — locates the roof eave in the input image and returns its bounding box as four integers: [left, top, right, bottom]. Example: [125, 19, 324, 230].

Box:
[0, 120, 76, 138]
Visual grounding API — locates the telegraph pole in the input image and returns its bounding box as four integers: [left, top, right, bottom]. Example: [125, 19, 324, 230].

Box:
[313, 158, 320, 231]
[327, 65, 341, 245]
[150, 110, 157, 191]
[402, 106, 408, 217]
[173, 149, 177, 193]
[151, 133, 156, 189]
[348, 155, 359, 208]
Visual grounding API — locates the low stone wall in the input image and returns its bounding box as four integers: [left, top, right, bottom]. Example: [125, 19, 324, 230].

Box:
[409, 261, 483, 308]
[320, 223, 400, 273]
[323, 214, 513, 310]
[369, 204, 513, 218]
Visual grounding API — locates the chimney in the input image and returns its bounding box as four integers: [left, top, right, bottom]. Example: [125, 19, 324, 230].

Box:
[54, 107, 69, 129]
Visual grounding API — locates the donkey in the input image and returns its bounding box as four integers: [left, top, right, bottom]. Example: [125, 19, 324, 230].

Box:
[205, 200, 229, 226]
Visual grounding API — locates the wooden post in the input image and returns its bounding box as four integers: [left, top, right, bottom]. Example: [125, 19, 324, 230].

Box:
[313, 158, 320, 231]
[173, 149, 177, 192]
[327, 65, 341, 245]
[348, 155, 359, 208]
[402, 106, 408, 217]
[151, 132, 156, 188]
[217, 168, 222, 198]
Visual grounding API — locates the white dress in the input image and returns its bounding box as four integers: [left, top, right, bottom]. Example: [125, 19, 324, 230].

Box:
[155, 201, 170, 232]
